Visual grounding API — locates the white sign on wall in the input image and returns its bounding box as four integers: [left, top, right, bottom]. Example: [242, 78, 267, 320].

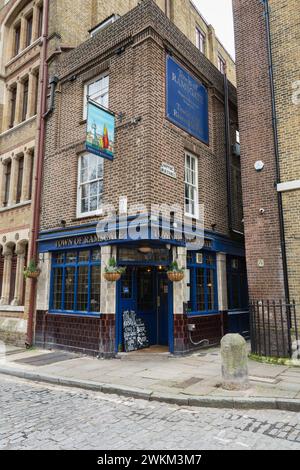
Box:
[160, 163, 177, 179]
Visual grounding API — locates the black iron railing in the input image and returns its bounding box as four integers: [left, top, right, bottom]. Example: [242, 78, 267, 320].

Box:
[249, 300, 299, 359]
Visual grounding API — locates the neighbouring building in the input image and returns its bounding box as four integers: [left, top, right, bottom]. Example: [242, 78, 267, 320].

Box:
[35, 0, 247, 357]
[233, 0, 300, 357]
[0, 0, 43, 345]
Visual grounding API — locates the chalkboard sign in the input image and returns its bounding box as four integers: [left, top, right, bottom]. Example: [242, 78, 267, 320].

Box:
[123, 311, 149, 353]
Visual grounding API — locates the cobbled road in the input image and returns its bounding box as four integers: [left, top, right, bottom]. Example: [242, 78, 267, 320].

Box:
[0, 374, 300, 450]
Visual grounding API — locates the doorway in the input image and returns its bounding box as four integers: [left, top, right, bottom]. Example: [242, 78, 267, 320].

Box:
[117, 266, 171, 352]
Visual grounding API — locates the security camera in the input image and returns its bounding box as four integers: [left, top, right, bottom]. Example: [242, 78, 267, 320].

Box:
[259, 208, 265, 215]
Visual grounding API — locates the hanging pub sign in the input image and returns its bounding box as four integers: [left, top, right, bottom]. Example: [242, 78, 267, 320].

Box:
[166, 55, 209, 145]
[86, 100, 115, 161]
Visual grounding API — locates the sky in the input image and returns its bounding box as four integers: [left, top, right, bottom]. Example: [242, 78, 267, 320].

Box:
[193, 0, 235, 59]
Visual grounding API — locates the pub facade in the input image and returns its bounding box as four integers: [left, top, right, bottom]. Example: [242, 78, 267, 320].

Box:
[35, 0, 248, 357]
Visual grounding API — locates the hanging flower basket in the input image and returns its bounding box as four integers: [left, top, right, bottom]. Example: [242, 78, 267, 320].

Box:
[103, 272, 121, 282]
[167, 271, 184, 282]
[103, 258, 126, 282]
[167, 261, 184, 282]
[25, 270, 41, 280]
[24, 260, 41, 280]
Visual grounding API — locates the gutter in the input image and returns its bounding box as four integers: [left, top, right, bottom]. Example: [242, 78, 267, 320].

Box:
[261, 0, 290, 303]
[26, 0, 50, 347]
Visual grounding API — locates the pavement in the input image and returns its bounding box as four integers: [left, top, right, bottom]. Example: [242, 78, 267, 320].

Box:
[0, 344, 300, 411]
[1, 374, 300, 450]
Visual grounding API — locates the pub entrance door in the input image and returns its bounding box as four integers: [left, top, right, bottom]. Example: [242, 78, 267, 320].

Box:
[117, 266, 170, 352]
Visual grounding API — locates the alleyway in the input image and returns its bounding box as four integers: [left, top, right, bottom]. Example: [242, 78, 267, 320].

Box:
[1, 374, 300, 450]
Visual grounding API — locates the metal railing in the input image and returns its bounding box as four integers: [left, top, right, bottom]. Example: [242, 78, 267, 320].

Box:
[249, 300, 299, 359]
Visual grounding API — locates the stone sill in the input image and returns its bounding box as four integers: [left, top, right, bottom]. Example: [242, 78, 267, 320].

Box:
[0, 200, 31, 214]
[0, 115, 36, 138]
[0, 306, 24, 313]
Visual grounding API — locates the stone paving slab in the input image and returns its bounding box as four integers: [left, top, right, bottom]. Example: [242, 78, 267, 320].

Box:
[0, 345, 300, 411]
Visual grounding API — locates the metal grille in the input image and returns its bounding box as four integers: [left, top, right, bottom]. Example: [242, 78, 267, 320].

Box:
[250, 300, 299, 359]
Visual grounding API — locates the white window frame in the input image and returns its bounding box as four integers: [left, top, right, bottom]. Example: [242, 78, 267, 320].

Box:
[77, 153, 104, 219]
[83, 73, 109, 120]
[195, 27, 206, 54]
[185, 151, 199, 219]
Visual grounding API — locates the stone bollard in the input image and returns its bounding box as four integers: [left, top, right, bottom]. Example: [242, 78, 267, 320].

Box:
[221, 334, 249, 390]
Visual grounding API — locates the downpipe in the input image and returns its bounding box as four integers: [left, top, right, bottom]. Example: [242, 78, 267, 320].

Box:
[26, 0, 50, 347]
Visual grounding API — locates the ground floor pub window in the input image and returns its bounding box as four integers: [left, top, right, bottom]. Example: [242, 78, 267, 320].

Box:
[50, 248, 101, 315]
[187, 251, 218, 315]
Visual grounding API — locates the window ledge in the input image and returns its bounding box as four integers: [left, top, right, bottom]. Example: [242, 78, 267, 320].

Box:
[5, 38, 41, 67]
[186, 311, 220, 318]
[0, 305, 24, 313]
[0, 115, 36, 138]
[48, 311, 101, 319]
[0, 200, 31, 213]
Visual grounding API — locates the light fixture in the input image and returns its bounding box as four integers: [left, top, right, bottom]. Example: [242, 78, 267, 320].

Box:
[138, 246, 152, 254]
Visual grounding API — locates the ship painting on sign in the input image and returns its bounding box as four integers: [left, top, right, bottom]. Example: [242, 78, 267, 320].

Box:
[86, 101, 115, 161]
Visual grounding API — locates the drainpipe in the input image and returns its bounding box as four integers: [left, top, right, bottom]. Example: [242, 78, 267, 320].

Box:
[261, 0, 290, 303]
[26, 0, 50, 347]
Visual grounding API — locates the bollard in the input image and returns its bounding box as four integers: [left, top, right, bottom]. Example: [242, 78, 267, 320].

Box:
[221, 334, 249, 390]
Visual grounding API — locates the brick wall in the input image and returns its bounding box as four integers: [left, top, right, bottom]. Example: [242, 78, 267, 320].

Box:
[41, 0, 241, 238]
[232, 0, 286, 301]
[268, 0, 300, 310]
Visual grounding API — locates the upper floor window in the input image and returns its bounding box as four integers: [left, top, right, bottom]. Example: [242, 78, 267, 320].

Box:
[77, 153, 104, 218]
[26, 13, 33, 48]
[218, 54, 226, 74]
[16, 156, 24, 204]
[196, 27, 206, 54]
[9, 86, 17, 128]
[83, 74, 109, 119]
[3, 161, 11, 207]
[185, 152, 199, 218]
[22, 78, 29, 122]
[14, 23, 21, 56]
[38, 5, 44, 38]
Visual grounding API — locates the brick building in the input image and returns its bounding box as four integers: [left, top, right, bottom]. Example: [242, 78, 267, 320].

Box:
[232, 0, 300, 356]
[0, 0, 237, 348]
[35, 0, 247, 357]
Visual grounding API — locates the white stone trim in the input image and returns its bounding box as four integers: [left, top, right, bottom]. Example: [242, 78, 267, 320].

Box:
[277, 180, 300, 193]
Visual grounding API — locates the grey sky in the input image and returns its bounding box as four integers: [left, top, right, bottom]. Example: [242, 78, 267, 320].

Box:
[193, 0, 235, 59]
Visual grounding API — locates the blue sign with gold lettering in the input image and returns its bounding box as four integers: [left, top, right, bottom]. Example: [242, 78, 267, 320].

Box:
[166, 55, 209, 145]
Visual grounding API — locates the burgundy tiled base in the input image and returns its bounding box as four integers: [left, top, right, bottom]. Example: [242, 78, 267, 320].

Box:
[35, 311, 115, 357]
[173, 313, 225, 355]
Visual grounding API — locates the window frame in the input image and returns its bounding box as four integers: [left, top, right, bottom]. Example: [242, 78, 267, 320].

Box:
[50, 248, 102, 316]
[22, 78, 29, 122]
[195, 26, 206, 54]
[218, 54, 226, 74]
[187, 251, 218, 317]
[16, 156, 24, 204]
[25, 12, 33, 48]
[77, 153, 104, 219]
[83, 72, 109, 120]
[14, 23, 21, 57]
[3, 160, 12, 207]
[184, 151, 199, 219]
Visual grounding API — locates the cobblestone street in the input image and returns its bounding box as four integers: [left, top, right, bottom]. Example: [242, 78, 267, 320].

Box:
[0, 374, 300, 450]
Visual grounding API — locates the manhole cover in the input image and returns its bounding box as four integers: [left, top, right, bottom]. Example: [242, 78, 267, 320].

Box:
[14, 352, 78, 367]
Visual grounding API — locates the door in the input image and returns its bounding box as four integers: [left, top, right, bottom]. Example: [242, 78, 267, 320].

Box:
[137, 267, 157, 346]
[157, 272, 169, 346]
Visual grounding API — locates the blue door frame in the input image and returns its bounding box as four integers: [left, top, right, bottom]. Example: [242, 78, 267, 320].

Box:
[116, 265, 174, 353]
